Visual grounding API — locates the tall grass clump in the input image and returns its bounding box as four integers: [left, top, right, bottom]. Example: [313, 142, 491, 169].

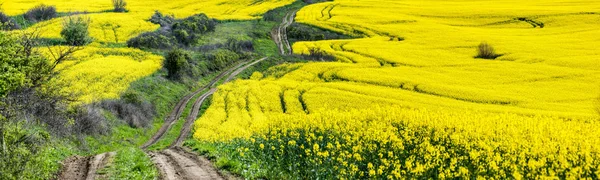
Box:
[61, 16, 92, 46]
[112, 0, 128, 13]
[476, 42, 499, 59]
[24, 4, 57, 22]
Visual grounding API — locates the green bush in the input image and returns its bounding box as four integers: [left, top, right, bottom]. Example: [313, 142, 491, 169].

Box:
[129, 13, 216, 48]
[172, 13, 216, 46]
[476, 42, 499, 59]
[0, 119, 50, 180]
[0, 12, 20, 30]
[304, 47, 335, 61]
[112, 0, 128, 12]
[24, 4, 57, 22]
[126, 31, 175, 49]
[0, 32, 51, 97]
[149, 11, 174, 27]
[61, 16, 92, 46]
[225, 38, 254, 53]
[287, 23, 349, 41]
[164, 49, 191, 80]
[204, 49, 240, 71]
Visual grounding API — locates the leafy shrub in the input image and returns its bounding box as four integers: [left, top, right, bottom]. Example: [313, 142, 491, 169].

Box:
[112, 0, 127, 12]
[262, 9, 278, 21]
[129, 13, 216, 48]
[204, 49, 240, 71]
[0, 120, 50, 180]
[287, 23, 350, 41]
[126, 31, 175, 49]
[149, 11, 175, 27]
[225, 38, 254, 53]
[164, 49, 191, 80]
[100, 94, 155, 128]
[0, 12, 20, 30]
[72, 104, 110, 135]
[172, 14, 217, 46]
[0, 32, 51, 97]
[304, 47, 335, 61]
[476, 42, 499, 59]
[24, 4, 57, 22]
[61, 16, 92, 46]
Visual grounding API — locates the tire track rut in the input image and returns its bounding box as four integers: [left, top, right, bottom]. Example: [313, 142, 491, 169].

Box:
[57, 152, 114, 180]
[273, 11, 296, 55]
[141, 61, 247, 149]
[148, 57, 266, 180]
[56, 60, 252, 180]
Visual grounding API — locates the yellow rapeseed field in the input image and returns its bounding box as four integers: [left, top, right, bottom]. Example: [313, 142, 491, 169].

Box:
[2, 0, 294, 103]
[2, 0, 295, 20]
[193, 0, 600, 178]
[50, 47, 163, 103]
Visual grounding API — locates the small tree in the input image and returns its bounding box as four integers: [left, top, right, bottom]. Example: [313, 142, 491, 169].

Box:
[476, 42, 499, 59]
[164, 49, 190, 80]
[112, 0, 127, 13]
[61, 16, 92, 46]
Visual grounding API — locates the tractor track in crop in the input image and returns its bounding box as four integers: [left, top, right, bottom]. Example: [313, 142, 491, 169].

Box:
[273, 11, 296, 55]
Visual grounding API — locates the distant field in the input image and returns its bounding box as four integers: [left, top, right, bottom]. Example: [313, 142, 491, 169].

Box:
[2, 0, 295, 19]
[193, 0, 600, 178]
[5, 0, 294, 103]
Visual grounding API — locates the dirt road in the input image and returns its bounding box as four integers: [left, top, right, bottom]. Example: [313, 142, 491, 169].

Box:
[273, 11, 296, 55]
[57, 152, 114, 180]
[56, 58, 263, 180]
[148, 57, 266, 180]
[141, 61, 247, 149]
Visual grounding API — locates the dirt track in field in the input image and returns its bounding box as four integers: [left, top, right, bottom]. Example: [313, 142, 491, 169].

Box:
[141, 61, 248, 150]
[57, 152, 114, 180]
[147, 57, 266, 180]
[273, 11, 296, 55]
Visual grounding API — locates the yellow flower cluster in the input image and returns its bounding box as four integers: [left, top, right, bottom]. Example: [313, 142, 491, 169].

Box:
[202, 102, 600, 178]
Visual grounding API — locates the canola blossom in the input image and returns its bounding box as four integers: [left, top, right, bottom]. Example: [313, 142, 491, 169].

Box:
[193, 0, 600, 178]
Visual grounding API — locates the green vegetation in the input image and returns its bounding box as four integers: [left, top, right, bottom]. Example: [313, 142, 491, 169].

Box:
[287, 23, 351, 43]
[24, 4, 57, 22]
[476, 42, 500, 59]
[100, 147, 158, 179]
[0, 31, 81, 179]
[112, 0, 128, 13]
[165, 49, 192, 80]
[127, 12, 217, 49]
[61, 16, 92, 46]
[0, 12, 20, 30]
